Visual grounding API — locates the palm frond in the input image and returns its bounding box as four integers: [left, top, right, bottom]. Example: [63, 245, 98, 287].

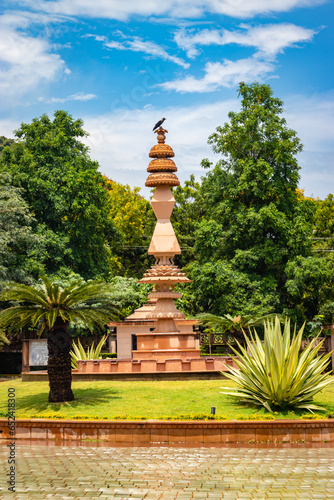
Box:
[62, 282, 114, 308]
[0, 282, 49, 307]
[0, 278, 120, 334]
[196, 312, 286, 333]
[0, 329, 10, 349]
[0, 306, 46, 332]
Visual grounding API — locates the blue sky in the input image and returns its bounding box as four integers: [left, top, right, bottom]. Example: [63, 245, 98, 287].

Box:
[1, 0, 333, 199]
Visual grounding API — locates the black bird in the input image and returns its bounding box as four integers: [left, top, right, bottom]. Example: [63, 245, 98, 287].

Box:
[153, 117, 166, 131]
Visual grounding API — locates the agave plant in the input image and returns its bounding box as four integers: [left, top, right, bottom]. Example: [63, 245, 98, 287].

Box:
[70, 335, 107, 369]
[221, 317, 334, 413]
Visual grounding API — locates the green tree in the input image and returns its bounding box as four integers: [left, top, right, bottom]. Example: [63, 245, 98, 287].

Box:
[0, 277, 118, 402]
[0, 173, 42, 283]
[0, 136, 14, 155]
[171, 174, 206, 268]
[185, 82, 316, 321]
[197, 312, 284, 333]
[308, 194, 334, 325]
[107, 276, 151, 319]
[0, 111, 118, 279]
[313, 194, 334, 246]
[104, 177, 154, 277]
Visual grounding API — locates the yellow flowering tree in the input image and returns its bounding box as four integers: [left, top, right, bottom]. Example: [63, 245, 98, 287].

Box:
[104, 177, 154, 276]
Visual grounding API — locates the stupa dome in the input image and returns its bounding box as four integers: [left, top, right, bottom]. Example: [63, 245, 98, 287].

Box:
[147, 158, 177, 172]
[149, 143, 175, 158]
[145, 172, 180, 187]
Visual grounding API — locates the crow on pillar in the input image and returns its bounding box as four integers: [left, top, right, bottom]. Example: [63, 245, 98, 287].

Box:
[153, 117, 166, 131]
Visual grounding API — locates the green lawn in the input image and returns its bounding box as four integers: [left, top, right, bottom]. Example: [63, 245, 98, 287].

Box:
[0, 378, 333, 420]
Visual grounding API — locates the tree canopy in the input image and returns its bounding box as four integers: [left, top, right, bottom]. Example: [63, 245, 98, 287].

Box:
[0, 173, 41, 283]
[178, 82, 325, 324]
[104, 177, 154, 277]
[0, 95, 333, 333]
[1, 111, 118, 279]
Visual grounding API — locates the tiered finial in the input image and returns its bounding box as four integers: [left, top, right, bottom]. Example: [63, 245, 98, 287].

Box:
[145, 128, 179, 188]
[155, 127, 167, 143]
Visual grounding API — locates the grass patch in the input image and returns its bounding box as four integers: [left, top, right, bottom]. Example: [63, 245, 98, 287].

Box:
[0, 378, 333, 420]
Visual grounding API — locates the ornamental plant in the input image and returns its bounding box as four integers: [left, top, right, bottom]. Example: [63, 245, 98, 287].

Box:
[0, 329, 10, 350]
[0, 277, 118, 403]
[70, 335, 107, 369]
[221, 317, 333, 413]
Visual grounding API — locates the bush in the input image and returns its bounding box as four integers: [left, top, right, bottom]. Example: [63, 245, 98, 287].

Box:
[221, 317, 334, 413]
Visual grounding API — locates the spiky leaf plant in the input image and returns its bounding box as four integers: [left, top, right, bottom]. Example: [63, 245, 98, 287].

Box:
[70, 335, 107, 369]
[221, 317, 333, 413]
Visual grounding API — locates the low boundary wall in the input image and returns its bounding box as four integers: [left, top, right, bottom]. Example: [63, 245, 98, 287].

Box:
[76, 356, 235, 374]
[1, 419, 333, 444]
[22, 370, 226, 381]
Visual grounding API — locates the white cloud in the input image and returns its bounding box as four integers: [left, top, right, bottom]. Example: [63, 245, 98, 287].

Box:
[175, 23, 316, 59]
[285, 94, 334, 152]
[164, 23, 316, 94]
[81, 101, 236, 195]
[20, 0, 325, 20]
[283, 93, 334, 196]
[1, 94, 332, 200]
[0, 118, 22, 139]
[0, 13, 69, 101]
[206, 0, 324, 19]
[82, 93, 334, 200]
[38, 92, 97, 103]
[90, 34, 190, 69]
[160, 57, 274, 93]
[0, 11, 71, 28]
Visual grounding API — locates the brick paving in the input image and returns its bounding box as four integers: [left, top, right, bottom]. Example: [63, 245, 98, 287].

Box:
[1, 443, 334, 499]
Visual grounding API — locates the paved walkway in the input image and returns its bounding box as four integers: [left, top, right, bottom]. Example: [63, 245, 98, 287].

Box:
[1, 443, 334, 499]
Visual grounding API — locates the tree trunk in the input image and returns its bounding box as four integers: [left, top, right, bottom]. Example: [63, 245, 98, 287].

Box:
[47, 319, 74, 402]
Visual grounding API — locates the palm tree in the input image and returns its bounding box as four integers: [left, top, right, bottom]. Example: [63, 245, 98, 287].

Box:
[0, 329, 10, 350]
[196, 313, 285, 353]
[0, 277, 119, 402]
[196, 313, 285, 332]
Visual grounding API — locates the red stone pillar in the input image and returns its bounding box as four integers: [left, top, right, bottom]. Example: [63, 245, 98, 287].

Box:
[21, 339, 30, 373]
[331, 324, 334, 375]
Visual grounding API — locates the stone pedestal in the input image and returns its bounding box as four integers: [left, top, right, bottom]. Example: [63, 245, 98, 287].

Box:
[332, 326, 334, 374]
[21, 339, 30, 373]
[132, 331, 200, 361]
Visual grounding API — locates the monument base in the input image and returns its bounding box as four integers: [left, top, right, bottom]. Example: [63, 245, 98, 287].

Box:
[77, 356, 235, 374]
[134, 331, 201, 361]
[132, 349, 200, 361]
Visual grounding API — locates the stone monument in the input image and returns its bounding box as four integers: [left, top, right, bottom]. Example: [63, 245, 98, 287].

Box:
[132, 127, 201, 361]
[76, 126, 232, 375]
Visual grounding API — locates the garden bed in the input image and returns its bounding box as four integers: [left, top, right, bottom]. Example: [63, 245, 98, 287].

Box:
[1, 379, 333, 421]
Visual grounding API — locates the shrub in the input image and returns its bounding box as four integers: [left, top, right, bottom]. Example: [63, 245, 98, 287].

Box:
[70, 335, 107, 369]
[221, 317, 334, 413]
